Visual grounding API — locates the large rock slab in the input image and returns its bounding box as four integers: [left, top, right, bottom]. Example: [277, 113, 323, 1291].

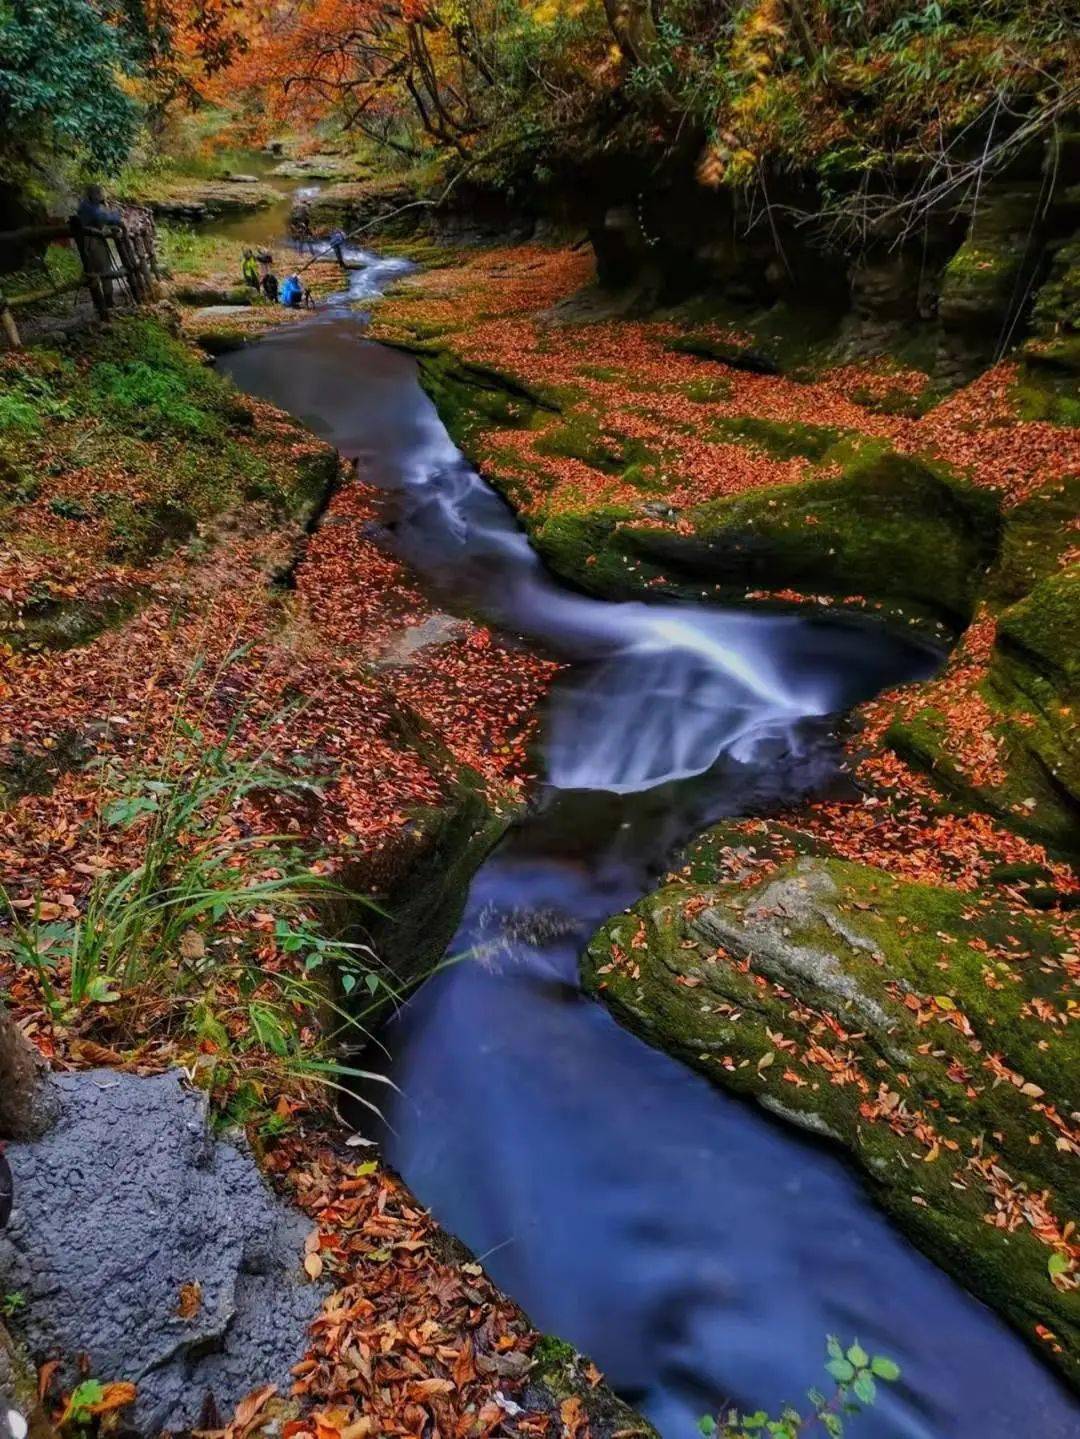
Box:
[584, 852, 1080, 1386]
[0, 1071, 321, 1432]
[125, 180, 285, 223]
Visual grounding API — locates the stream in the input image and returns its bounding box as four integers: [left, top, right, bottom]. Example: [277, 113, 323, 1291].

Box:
[220, 238, 1080, 1439]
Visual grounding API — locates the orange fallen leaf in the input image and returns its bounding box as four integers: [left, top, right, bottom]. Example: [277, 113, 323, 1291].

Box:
[225, 1383, 276, 1439]
[560, 1395, 589, 1439]
[87, 1382, 138, 1416]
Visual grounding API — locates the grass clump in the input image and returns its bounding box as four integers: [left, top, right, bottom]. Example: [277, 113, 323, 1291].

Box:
[92, 358, 223, 440]
[0, 660, 400, 1110]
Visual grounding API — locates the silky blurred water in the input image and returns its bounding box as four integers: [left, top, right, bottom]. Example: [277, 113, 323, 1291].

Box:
[221, 259, 1080, 1439]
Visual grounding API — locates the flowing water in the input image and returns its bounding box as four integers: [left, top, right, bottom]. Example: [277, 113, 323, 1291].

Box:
[221, 244, 1080, 1439]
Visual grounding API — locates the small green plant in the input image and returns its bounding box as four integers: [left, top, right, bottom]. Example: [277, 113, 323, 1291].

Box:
[91, 359, 221, 440]
[0, 368, 73, 435]
[699, 1338, 900, 1438]
[0, 1290, 26, 1317]
[0, 394, 42, 434]
[0, 652, 405, 1110]
[258, 1108, 293, 1141]
[63, 1380, 104, 1427]
[48, 496, 90, 521]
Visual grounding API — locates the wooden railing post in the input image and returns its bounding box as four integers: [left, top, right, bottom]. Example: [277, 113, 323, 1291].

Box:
[114, 227, 145, 302]
[133, 228, 159, 298]
[145, 230, 162, 284]
[0, 210, 162, 330]
[0, 294, 21, 350]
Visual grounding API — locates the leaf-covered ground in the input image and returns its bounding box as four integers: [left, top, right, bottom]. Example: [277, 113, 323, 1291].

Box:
[3, 228, 1077, 1425]
[0, 310, 601, 1439]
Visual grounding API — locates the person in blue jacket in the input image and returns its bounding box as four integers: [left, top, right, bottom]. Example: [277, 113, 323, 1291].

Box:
[280, 273, 303, 307]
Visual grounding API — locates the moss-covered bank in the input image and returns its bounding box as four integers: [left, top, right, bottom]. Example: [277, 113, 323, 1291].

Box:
[584, 851, 1080, 1385]
[408, 343, 1004, 641]
[374, 241, 1079, 1386]
[536, 445, 998, 629]
[0, 314, 338, 654]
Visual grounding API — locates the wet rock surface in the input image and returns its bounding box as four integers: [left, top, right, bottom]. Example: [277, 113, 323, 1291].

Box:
[0, 1071, 320, 1432]
[127, 180, 284, 223]
[583, 850, 1080, 1384]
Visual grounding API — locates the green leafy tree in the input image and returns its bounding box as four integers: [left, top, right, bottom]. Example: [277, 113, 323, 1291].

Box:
[0, 0, 140, 173]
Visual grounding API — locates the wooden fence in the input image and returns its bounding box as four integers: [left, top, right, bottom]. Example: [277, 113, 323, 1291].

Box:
[0, 211, 161, 349]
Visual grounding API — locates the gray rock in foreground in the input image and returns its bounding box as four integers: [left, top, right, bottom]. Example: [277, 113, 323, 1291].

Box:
[0, 1070, 321, 1432]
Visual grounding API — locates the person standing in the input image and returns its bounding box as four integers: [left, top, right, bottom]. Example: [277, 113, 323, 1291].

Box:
[75, 184, 122, 309]
[328, 228, 347, 268]
[241, 249, 260, 290]
[293, 201, 313, 250]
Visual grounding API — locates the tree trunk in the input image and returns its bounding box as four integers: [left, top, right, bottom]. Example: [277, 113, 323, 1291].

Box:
[601, 0, 659, 66]
[0, 1010, 58, 1142]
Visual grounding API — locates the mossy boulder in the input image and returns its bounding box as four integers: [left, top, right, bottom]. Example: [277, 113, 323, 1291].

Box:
[891, 564, 1080, 851]
[534, 443, 999, 627]
[989, 475, 1080, 604]
[990, 567, 1080, 835]
[996, 564, 1080, 683]
[939, 242, 1028, 334]
[172, 283, 254, 308]
[1032, 232, 1080, 341]
[583, 853, 1080, 1386]
[665, 333, 779, 374]
[193, 328, 250, 358]
[937, 184, 1052, 377]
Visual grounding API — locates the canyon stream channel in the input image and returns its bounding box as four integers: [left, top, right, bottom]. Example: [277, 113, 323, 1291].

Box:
[220, 236, 1080, 1439]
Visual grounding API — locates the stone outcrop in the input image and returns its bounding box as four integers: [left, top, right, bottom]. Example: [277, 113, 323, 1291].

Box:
[0, 1071, 322, 1433]
[125, 180, 285, 224]
[583, 853, 1080, 1387]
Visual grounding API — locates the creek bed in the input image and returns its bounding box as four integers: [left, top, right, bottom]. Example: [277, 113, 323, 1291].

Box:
[220, 247, 1080, 1439]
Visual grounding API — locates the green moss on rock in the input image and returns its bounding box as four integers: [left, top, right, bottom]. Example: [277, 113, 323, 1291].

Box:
[990, 476, 1080, 604]
[666, 333, 779, 374]
[988, 567, 1080, 845]
[886, 566, 1079, 853]
[706, 415, 845, 461]
[1032, 233, 1080, 340]
[582, 853, 1080, 1386]
[536, 442, 998, 626]
[996, 564, 1080, 684]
